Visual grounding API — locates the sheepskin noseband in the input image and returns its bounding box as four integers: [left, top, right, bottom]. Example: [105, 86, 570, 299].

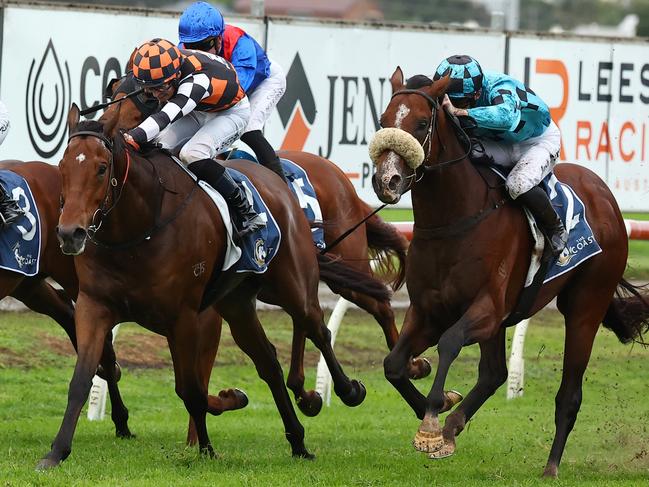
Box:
[368, 128, 425, 170]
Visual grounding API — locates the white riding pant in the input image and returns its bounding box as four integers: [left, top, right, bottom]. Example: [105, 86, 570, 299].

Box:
[245, 59, 286, 133]
[154, 96, 251, 165]
[506, 121, 562, 199]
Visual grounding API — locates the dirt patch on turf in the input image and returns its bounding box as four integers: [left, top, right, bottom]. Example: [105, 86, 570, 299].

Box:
[0, 347, 30, 368]
[114, 333, 170, 369]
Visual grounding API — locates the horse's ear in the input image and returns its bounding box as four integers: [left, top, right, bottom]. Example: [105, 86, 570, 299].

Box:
[67, 103, 80, 134]
[126, 47, 137, 73]
[430, 74, 451, 101]
[104, 78, 121, 100]
[390, 66, 405, 94]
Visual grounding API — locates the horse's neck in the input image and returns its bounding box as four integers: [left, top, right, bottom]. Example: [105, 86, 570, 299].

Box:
[411, 124, 488, 229]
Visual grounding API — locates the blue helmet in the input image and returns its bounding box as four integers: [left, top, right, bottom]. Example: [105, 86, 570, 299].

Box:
[433, 55, 484, 99]
[178, 1, 224, 44]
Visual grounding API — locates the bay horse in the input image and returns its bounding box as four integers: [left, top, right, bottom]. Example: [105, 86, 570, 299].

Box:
[99, 74, 435, 412]
[369, 68, 649, 477]
[40, 103, 384, 469]
[0, 160, 132, 439]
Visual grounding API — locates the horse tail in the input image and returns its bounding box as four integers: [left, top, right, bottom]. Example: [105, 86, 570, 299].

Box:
[364, 208, 408, 291]
[602, 279, 649, 345]
[317, 252, 391, 302]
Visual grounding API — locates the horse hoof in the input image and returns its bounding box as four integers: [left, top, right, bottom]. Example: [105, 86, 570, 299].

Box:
[340, 380, 366, 407]
[409, 357, 432, 380]
[428, 441, 455, 459]
[542, 464, 559, 478]
[413, 429, 444, 453]
[228, 388, 249, 410]
[200, 444, 216, 459]
[440, 390, 464, 413]
[116, 429, 135, 439]
[95, 361, 121, 382]
[292, 449, 316, 460]
[297, 390, 323, 417]
[35, 458, 60, 471]
[413, 415, 445, 454]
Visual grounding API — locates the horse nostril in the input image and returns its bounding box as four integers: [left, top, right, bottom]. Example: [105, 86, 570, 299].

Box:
[72, 227, 88, 241]
[388, 174, 402, 192]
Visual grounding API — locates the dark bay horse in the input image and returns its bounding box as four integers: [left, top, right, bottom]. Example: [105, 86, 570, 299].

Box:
[99, 75, 435, 411]
[41, 104, 384, 469]
[0, 160, 132, 439]
[370, 68, 649, 477]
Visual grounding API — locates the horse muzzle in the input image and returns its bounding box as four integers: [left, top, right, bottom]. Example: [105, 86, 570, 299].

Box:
[372, 172, 402, 204]
[56, 225, 88, 255]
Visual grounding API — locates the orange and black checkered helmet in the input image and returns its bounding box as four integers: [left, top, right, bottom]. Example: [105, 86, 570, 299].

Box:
[132, 38, 183, 86]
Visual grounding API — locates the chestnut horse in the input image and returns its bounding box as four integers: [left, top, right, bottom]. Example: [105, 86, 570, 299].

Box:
[0, 160, 132, 439]
[99, 74, 434, 411]
[40, 104, 385, 469]
[370, 68, 649, 477]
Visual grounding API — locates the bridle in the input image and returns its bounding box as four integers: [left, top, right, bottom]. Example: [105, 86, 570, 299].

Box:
[67, 130, 130, 240]
[388, 89, 508, 239]
[390, 89, 473, 191]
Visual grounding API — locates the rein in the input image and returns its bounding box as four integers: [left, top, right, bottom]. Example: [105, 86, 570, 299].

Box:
[79, 88, 145, 116]
[67, 131, 196, 250]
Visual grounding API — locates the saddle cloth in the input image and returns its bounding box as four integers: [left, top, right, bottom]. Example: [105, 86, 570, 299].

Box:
[175, 159, 281, 274]
[0, 170, 42, 276]
[490, 167, 602, 286]
[228, 149, 325, 250]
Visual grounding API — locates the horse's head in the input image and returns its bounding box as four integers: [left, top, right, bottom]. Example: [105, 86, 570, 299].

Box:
[57, 103, 122, 255]
[369, 67, 451, 204]
[99, 72, 158, 137]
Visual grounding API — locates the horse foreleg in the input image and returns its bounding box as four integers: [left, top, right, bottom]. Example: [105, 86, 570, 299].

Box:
[186, 306, 248, 446]
[438, 328, 508, 458]
[286, 327, 323, 417]
[219, 299, 313, 459]
[415, 296, 497, 456]
[167, 310, 214, 457]
[384, 305, 436, 419]
[36, 295, 114, 470]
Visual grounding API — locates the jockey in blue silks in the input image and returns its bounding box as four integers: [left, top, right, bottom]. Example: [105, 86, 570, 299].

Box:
[434, 55, 568, 256]
[178, 1, 288, 182]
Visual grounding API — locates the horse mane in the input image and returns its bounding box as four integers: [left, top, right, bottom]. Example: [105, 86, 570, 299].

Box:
[405, 75, 433, 89]
[71, 120, 105, 135]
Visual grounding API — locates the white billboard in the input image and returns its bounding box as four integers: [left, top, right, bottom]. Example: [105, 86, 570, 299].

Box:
[1, 4, 648, 211]
[508, 34, 649, 211]
[0, 4, 262, 163]
[263, 18, 506, 207]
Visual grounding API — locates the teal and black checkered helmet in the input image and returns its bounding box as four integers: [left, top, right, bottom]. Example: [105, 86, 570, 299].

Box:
[433, 55, 484, 99]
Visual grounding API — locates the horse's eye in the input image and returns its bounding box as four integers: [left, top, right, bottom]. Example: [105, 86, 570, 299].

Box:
[417, 119, 429, 130]
[97, 165, 107, 177]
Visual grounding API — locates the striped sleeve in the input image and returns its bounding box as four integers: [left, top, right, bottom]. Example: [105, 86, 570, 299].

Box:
[128, 74, 212, 143]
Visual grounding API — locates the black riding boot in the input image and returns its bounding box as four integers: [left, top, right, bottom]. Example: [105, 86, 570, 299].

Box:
[0, 185, 24, 226]
[517, 186, 568, 256]
[188, 159, 266, 237]
[240, 130, 288, 183]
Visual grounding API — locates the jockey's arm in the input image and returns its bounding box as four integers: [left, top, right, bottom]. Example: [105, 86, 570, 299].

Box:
[128, 74, 210, 144]
[466, 92, 521, 132]
[0, 100, 9, 145]
[230, 36, 257, 93]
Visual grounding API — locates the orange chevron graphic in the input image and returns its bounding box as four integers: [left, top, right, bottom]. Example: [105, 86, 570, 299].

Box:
[280, 106, 310, 151]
